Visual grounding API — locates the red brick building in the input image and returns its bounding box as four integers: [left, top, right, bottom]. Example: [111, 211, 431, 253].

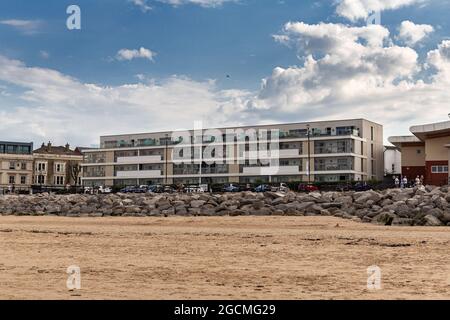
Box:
[389, 120, 450, 186]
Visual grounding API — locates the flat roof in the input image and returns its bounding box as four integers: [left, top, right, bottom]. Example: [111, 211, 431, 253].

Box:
[410, 120, 450, 140]
[100, 118, 382, 139]
[388, 135, 422, 148]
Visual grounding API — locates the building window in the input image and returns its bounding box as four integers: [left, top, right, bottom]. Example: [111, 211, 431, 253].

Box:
[36, 162, 46, 171]
[392, 164, 395, 173]
[431, 166, 449, 173]
[54, 176, 64, 185]
[21, 162, 27, 170]
[371, 144, 374, 158]
[55, 163, 65, 173]
[36, 175, 45, 184]
[9, 176, 15, 184]
[417, 149, 421, 154]
[9, 161, 16, 170]
[371, 126, 374, 141]
[20, 176, 26, 184]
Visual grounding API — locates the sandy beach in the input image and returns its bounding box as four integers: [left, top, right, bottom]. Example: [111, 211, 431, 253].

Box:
[0, 216, 449, 300]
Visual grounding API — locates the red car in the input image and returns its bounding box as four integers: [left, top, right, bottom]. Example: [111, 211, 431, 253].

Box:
[298, 184, 319, 192]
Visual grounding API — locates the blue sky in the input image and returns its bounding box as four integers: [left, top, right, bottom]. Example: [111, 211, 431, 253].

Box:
[0, 0, 450, 146]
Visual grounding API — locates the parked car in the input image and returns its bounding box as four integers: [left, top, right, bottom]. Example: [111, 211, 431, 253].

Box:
[222, 184, 240, 192]
[335, 183, 352, 192]
[98, 186, 112, 194]
[163, 186, 175, 193]
[120, 186, 137, 193]
[271, 183, 289, 192]
[354, 182, 372, 192]
[254, 184, 272, 192]
[298, 183, 319, 193]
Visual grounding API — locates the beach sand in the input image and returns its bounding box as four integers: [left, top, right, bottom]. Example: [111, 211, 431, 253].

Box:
[0, 216, 449, 299]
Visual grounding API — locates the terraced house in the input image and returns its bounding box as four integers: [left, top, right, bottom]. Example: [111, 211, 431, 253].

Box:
[33, 142, 84, 189]
[81, 119, 384, 188]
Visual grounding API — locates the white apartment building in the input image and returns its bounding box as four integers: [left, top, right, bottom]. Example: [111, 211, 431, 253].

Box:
[81, 119, 384, 187]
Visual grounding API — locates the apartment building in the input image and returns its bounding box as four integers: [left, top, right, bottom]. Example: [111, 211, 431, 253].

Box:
[0, 141, 34, 191]
[81, 119, 384, 187]
[389, 119, 450, 186]
[33, 142, 84, 188]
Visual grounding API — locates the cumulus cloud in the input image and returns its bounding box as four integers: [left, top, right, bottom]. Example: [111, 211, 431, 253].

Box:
[336, 0, 424, 21]
[0, 19, 43, 34]
[427, 40, 450, 83]
[398, 20, 434, 46]
[129, 0, 152, 12]
[116, 47, 156, 62]
[246, 21, 450, 139]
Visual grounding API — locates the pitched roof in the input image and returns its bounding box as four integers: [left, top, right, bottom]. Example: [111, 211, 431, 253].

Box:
[34, 143, 83, 156]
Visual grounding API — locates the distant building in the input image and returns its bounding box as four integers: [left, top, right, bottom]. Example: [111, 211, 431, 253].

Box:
[33, 142, 84, 188]
[384, 146, 401, 176]
[0, 141, 34, 192]
[81, 118, 384, 188]
[389, 119, 450, 186]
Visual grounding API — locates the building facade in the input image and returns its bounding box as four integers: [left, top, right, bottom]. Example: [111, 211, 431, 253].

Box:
[81, 119, 384, 187]
[33, 142, 84, 189]
[0, 141, 34, 192]
[389, 119, 450, 186]
[384, 146, 402, 177]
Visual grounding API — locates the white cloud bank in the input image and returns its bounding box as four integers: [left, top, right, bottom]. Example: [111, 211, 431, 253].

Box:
[0, 55, 249, 146]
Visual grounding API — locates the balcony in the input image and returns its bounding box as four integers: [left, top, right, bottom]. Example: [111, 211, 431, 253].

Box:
[242, 166, 300, 175]
[116, 170, 163, 179]
[116, 155, 162, 164]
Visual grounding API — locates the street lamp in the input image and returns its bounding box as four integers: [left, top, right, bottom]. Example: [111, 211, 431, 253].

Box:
[164, 133, 169, 185]
[307, 124, 311, 185]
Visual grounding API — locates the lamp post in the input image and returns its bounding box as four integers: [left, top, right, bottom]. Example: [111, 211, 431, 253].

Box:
[164, 133, 169, 185]
[307, 124, 311, 185]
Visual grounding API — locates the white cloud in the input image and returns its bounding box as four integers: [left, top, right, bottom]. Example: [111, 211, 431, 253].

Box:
[157, 0, 237, 7]
[116, 47, 157, 62]
[246, 21, 450, 139]
[0, 19, 43, 34]
[39, 50, 50, 59]
[0, 55, 248, 146]
[398, 20, 434, 46]
[129, 0, 152, 12]
[427, 40, 450, 83]
[129, 0, 237, 9]
[335, 0, 424, 21]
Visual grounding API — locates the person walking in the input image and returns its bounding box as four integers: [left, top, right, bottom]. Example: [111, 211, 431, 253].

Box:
[415, 175, 421, 187]
[394, 176, 400, 188]
[402, 176, 408, 188]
